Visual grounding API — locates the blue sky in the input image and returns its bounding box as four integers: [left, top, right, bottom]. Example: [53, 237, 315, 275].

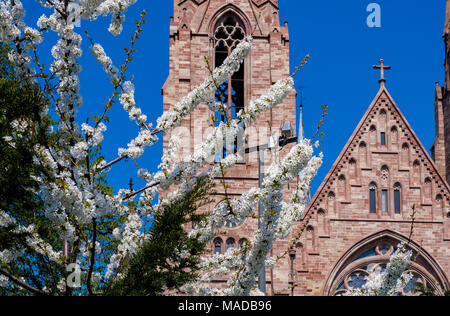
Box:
[24, 1, 446, 195]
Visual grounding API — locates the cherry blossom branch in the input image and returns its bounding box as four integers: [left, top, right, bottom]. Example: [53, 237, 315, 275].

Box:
[0, 268, 48, 296]
[87, 10, 147, 133]
[45, 0, 67, 20]
[98, 129, 162, 172]
[123, 180, 160, 201]
[290, 54, 310, 78]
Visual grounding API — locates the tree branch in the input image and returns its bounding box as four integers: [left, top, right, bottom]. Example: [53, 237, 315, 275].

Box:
[86, 218, 97, 296]
[98, 128, 162, 172]
[99, 155, 127, 172]
[123, 181, 160, 200]
[0, 268, 48, 296]
[45, 0, 68, 19]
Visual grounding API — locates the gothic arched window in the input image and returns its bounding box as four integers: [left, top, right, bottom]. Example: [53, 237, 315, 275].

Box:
[213, 13, 246, 158]
[380, 165, 389, 213]
[214, 237, 223, 254]
[369, 182, 377, 213]
[327, 231, 449, 296]
[226, 237, 236, 250]
[394, 182, 402, 214]
[214, 14, 246, 120]
[238, 238, 248, 249]
[380, 132, 386, 145]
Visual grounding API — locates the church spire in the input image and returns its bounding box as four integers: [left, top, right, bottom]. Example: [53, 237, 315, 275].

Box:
[298, 89, 304, 142]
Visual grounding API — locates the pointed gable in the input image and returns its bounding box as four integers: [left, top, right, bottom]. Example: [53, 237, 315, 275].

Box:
[303, 84, 450, 224]
[278, 84, 450, 294]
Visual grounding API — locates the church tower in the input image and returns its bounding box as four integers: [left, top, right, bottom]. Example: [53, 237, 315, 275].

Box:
[163, 0, 298, 293]
[433, 0, 450, 184]
[163, 0, 297, 161]
[163, 0, 296, 147]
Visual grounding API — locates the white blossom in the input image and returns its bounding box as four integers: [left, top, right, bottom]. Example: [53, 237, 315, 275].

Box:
[90, 43, 119, 82]
[0, 210, 62, 265]
[156, 37, 252, 132]
[345, 243, 413, 296]
[239, 77, 294, 124]
[187, 140, 322, 296]
[0, 1, 322, 296]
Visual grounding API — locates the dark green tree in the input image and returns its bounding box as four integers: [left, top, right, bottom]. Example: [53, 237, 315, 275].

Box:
[0, 43, 64, 295]
[105, 176, 214, 296]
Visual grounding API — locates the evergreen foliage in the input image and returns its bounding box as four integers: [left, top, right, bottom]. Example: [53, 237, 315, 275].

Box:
[105, 176, 214, 296]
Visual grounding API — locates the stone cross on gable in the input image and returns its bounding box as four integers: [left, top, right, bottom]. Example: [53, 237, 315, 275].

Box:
[373, 59, 391, 85]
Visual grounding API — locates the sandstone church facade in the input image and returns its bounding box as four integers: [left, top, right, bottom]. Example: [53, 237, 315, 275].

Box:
[163, 0, 450, 295]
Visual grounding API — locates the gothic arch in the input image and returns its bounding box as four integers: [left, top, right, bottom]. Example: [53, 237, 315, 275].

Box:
[210, 6, 250, 149]
[323, 230, 449, 296]
[208, 4, 251, 37]
[226, 237, 236, 250]
[213, 237, 223, 254]
[390, 125, 398, 146]
[317, 208, 329, 236]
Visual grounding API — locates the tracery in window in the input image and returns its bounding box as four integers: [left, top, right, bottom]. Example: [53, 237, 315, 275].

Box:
[213, 14, 246, 159]
[329, 234, 447, 296]
[380, 165, 389, 181]
[225, 217, 238, 229]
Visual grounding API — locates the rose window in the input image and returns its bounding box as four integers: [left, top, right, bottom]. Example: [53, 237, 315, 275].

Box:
[330, 237, 446, 296]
